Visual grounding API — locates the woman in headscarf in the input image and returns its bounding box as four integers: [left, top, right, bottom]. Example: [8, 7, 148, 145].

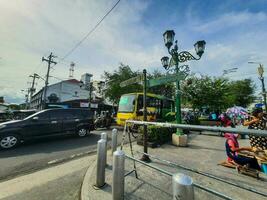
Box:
[225, 133, 261, 170]
[243, 108, 267, 150]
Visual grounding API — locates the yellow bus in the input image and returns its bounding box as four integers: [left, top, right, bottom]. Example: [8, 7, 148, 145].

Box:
[116, 92, 175, 126]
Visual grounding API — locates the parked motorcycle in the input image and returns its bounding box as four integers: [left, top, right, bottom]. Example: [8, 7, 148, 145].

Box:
[94, 111, 112, 129]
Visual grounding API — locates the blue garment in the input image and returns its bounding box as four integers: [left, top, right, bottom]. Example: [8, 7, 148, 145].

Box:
[225, 140, 260, 170]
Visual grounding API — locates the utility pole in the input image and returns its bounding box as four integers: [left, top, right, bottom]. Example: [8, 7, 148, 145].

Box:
[29, 73, 40, 106]
[42, 53, 57, 109]
[21, 89, 30, 109]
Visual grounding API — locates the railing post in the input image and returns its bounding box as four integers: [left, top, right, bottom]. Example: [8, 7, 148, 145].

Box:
[112, 150, 125, 200]
[172, 173, 194, 200]
[111, 129, 118, 154]
[94, 139, 107, 188]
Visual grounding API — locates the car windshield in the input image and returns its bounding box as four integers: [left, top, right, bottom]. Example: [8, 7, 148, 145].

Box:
[118, 94, 136, 113]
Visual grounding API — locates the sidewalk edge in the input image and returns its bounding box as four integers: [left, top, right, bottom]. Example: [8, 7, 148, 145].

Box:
[80, 156, 97, 200]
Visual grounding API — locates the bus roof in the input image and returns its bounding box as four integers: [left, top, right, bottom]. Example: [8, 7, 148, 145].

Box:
[122, 93, 173, 101]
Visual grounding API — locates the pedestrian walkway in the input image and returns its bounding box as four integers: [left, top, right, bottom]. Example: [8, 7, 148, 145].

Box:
[82, 134, 267, 200]
[0, 156, 96, 200]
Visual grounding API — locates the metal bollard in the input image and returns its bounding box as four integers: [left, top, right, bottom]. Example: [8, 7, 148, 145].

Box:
[111, 129, 118, 154]
[101, 132, 108, 144]
[94, 139, 107, 188]
[101, 132, 108, 165]
[112, 150, 125, 200]
[172, 173, 194, 200]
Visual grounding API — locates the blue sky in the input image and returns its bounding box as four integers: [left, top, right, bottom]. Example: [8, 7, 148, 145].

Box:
[0, 0, 267, 103]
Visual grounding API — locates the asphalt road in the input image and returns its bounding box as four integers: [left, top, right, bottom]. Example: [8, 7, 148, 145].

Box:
[0, 126, 127, 181]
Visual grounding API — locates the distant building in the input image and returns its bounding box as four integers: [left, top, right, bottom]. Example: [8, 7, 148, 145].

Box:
[30, 74, 93, 110]
[0, 97, 4, 103]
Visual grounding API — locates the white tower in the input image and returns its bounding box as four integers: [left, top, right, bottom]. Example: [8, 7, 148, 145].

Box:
[69, 62, 75, 79]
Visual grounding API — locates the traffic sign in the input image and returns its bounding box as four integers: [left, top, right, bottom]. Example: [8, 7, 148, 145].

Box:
[147, 72, 186, 88]
[120, 75, 143, 87]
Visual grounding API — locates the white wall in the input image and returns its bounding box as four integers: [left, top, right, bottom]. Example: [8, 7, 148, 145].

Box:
[46, 81, 89, 102]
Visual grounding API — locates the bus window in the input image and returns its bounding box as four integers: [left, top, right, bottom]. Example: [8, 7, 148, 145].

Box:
[118, 94, 136, 113]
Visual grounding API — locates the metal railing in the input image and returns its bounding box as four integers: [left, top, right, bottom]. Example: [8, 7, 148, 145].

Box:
[136, 151, 267, 198]
[126, 120, 267, 137]
[125, 154, 233, 200]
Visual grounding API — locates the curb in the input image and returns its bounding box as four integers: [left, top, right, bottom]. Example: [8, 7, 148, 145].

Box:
[80, 156, 97, 200]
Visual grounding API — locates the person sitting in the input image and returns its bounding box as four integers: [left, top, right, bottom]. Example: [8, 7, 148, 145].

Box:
[225, 133, 261, 170]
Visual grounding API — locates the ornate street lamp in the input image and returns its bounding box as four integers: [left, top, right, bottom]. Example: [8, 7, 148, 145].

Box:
[161, 30, 206, 135]
[161, 56, 169, 70]
[249, 62, 266, 111]
[194, 40, 206, 57]
[163, 30, 175, 49]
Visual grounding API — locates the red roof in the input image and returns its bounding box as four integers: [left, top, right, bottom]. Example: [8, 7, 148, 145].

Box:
[64, 79, 80, 84]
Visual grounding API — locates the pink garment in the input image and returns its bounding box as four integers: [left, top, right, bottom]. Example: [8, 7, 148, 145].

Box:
[224, 133, 239, 162]
[224, 133, 239, 148]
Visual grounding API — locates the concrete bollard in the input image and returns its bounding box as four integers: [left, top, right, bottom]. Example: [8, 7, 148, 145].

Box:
[172, 173, 194, 200]
[95, 139, 107, 188]
[112, 150, 125, 200]
[111, 129, 118, 154]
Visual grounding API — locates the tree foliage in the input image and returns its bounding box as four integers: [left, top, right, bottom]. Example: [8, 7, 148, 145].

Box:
[181, 75, 255, 111]
[102, 63, 142, 104]
[147, 69, 175, 99]
[227, 79, 255, 107]
[102, 64, 175, 104]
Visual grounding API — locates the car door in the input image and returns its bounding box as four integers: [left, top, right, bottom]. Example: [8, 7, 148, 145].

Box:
[48, 110, 63, 135]
[62, 110, 79, 133]
[22, 111, 51, 138]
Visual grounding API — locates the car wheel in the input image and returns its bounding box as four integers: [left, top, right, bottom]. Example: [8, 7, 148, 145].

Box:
[0, 134, 20, 149]
[77, 128, 88, 137]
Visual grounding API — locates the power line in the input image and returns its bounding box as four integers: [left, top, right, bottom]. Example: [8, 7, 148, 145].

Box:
[58, 0, 121, 63]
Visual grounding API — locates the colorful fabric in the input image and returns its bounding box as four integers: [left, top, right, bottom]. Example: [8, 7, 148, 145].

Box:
[248, 118, 267, 150]
[225, 133, 239, 162]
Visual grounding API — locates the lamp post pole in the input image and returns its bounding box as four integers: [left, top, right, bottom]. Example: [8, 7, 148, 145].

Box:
[248, 62, 266, 111]
[161, 30, 206, 135]
[175, 64, 182, 124]
[258, 64, 267, 111]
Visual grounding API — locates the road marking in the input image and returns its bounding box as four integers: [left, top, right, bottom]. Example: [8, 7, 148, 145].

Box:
[48, 159, 60, 165]
[47, 150, 97, 166]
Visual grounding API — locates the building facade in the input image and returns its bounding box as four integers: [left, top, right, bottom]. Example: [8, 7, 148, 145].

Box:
[30, 74, 93, 110]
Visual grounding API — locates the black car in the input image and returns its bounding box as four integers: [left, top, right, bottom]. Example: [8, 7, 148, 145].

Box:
[0, 108, 94, 149]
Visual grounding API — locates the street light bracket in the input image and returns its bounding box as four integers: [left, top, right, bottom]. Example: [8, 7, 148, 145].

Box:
[178, 51, 200, 63]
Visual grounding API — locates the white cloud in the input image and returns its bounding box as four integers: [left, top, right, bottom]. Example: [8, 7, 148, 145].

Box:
[193, 11, 267, 34]
[0, 1, 266, 104]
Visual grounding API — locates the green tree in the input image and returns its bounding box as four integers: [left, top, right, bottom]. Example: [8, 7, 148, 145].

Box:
[227, 79, 255, 107]
[102, 63, 142, 104]
[181, 75, 229, 111]
[103, 65, 175, 104]
[147, 69, 175, 99]
[181, 75, 255, 111]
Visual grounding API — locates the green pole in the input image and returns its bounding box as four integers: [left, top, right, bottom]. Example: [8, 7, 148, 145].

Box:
[141, 69, 150, 162]
[175, 64, 183, 135]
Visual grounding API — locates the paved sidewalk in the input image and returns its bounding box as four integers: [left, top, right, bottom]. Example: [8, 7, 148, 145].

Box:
[0, 155, 96, 200]
[82, 134, 267, 200]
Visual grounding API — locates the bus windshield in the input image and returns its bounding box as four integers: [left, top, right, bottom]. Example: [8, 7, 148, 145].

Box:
[118, 94, 136, 112]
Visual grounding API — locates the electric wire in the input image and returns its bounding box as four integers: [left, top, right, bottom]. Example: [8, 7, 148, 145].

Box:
[58, 0, 121, 64]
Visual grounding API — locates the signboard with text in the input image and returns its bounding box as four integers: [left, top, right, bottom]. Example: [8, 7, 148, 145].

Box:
[120, 75, 143, 88]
